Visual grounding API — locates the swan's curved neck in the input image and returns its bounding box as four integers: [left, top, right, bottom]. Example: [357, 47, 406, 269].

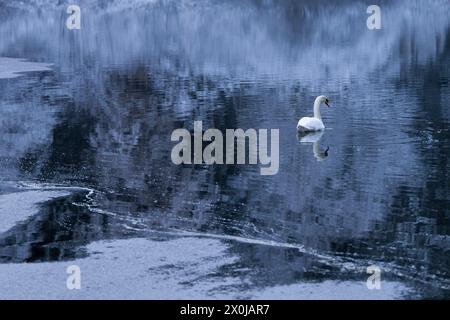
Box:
[313, 97, 322, 119]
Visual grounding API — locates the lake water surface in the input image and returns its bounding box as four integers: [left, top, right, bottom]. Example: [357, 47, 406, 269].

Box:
[0, 0, 449, 299]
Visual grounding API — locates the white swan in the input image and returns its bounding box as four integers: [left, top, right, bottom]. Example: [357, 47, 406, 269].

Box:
[297, 95, 330, 132]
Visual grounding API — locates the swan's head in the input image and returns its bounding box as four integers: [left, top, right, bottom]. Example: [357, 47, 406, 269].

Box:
[319, 95, 330, 107]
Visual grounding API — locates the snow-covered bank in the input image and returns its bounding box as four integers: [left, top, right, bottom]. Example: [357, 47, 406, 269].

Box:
[0, 236, 409, 299]
[0, 190, 71, 234]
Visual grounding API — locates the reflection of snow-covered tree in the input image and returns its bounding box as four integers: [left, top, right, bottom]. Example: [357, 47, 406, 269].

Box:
[0, 71, 58, 180]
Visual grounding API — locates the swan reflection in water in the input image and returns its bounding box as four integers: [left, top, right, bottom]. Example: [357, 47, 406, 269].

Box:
[297, 130, 329, 161]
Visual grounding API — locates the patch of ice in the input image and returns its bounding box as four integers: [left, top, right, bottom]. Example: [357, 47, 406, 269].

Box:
[0, 237, 239, 299]
[0, 57, 52, 79]
[0, 190, 71, 233]
[0, 235, 411, 299]
[251, 280, 408, 300]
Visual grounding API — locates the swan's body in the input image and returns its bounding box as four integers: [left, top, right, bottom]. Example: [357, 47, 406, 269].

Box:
[297, 117, 325, 132]
[297, 95, 330, 132]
